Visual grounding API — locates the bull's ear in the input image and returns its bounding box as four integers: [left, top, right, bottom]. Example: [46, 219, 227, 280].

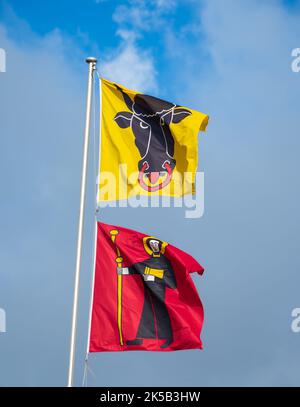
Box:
[114, 112, 132, 128]
[172, 108, 191, 123]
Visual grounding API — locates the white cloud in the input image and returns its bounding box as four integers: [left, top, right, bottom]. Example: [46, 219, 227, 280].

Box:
[94, 0, 165, 92]
[101, 39, 157, 92]
[113, 0, 177, 31]
[99, 0, 183, 92]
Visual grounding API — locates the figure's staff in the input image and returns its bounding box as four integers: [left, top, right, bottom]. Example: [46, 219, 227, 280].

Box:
[110, 229, 124, 346]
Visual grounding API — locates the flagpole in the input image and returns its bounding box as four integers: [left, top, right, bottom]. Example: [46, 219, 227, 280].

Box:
[85, 73, 102, 358]
[68, 56, 97, 388]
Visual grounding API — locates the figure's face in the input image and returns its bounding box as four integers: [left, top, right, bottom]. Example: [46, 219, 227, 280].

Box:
[149, 239, 160, 253]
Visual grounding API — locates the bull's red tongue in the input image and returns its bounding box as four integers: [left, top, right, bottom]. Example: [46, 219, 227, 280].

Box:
[148, 172, 160, 184]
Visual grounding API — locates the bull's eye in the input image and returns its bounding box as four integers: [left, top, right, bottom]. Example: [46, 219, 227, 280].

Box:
[139, 122, 149, 129]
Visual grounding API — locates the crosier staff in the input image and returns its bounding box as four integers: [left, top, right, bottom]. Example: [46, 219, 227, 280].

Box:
[109, 229, 124, 346]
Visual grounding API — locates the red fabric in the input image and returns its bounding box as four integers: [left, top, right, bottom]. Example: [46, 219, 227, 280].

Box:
[89, 222, 205, 352]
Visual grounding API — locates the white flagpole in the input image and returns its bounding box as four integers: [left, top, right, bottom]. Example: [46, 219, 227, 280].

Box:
[85, 75, 102, 358]
[68, 56, 97, 387]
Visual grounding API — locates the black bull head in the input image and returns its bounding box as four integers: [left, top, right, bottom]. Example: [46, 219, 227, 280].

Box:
[114, 85, 191, 192]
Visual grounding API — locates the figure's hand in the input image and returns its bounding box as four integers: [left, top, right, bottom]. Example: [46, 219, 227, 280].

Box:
[117, 267, 129, 275]
[143, 274, 155, 282]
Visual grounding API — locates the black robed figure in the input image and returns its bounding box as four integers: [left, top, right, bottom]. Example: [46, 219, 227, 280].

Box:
[118, 237, 177, 348]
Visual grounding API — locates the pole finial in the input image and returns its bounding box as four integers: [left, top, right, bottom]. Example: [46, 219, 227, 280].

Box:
[86, 56, 97, 64]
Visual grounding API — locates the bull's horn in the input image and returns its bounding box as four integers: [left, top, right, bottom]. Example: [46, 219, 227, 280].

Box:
[115, 84, 133, 112]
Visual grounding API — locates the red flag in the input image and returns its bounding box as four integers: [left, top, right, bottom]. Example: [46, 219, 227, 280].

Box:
[89, 222, 205, 352]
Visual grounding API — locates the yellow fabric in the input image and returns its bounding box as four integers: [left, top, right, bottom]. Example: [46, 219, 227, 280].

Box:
[98, 78, 209, 201]
[144, 267, 164, 279]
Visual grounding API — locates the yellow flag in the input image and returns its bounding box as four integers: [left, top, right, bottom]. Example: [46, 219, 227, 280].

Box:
[98, 78, 209, 202]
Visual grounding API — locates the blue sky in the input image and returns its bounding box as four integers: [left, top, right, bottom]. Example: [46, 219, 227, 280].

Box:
[0, 0, 300, 386]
